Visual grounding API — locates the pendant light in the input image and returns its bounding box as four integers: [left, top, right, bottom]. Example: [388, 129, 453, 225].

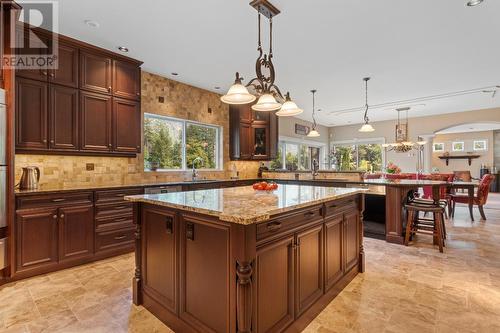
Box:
[220, 0, 301, 116]
[307, 89, 320, 137]
[220, 72, 256, 104]
[276, 92, 303, 116]
[358, 77, 375, 132]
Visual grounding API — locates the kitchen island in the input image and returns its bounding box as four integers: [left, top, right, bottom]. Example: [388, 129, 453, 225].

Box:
[126, 184, 365, 333]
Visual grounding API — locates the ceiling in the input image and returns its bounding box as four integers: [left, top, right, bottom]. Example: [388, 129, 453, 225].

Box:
[435, 122, 500, 134]
[24, 0, 500, 127]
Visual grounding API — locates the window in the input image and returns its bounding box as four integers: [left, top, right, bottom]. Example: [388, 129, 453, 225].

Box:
[271, 140, 325, 171]
[144, 113, 221, 171]
[331, 140, 383, 172]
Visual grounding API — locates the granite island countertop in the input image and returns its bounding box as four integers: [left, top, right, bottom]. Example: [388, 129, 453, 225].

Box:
[125, 184, 366, 225]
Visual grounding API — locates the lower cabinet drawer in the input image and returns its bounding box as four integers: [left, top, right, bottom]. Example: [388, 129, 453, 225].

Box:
[96, 214, 134, 231]
[95, 202, 133, 218]
[95, 227, 135, 253]
[324, 198, 358, 218]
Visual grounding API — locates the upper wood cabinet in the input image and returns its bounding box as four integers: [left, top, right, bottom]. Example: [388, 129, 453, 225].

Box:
[229, 104, 279, 161]
[16, 29, 51, 82]
[15, 25, 142, 157]
[50, 43, 79, 87]
[113, 60, 141, 100]
[15, 78, 48, 150]
[80, 51, 113, 94]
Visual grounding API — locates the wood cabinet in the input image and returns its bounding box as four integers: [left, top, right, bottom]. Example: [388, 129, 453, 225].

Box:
[16, 208, 58, 272]
[80, 91, 112, 152]
[15, 25, 142, 157]
[179, 216, 231, 333]
[58, 205, 94, 261]
[324, 214, 344, 290]
[229, 104, 279, 161]
[16, 29, 50, 82]
[80, 51, 112, 94]
[255, 235, 295, 333]
[113, 97, 141, 153]
[49, 85, 78, 150]
[344, 211, 360, 272]
[15, 78, 48, 149]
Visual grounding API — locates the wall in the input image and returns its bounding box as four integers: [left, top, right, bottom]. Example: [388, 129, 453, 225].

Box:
[15, 71, 260, 188]
[330, 107, 500, 174]
[431, 131, 493, 178]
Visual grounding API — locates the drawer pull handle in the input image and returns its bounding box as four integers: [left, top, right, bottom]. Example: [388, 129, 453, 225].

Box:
[114, 217, 128, 223]
[115, 193, 126, 197]
[51, 198, 66, 202]
[186, 223, 194, 241]
[267, 221, 282, 231]
[114, 206, 129, 210]
[329, 204, 337, 208]
[304, 211, 315, 218]
[114, 235, 127, 240]
[165, 217, 173, 234]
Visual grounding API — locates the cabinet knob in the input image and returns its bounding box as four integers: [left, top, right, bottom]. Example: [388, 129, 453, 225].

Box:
[42, 71, 48, 76]
[50, 140, 54, 144]
[60, 214, 65, 218]
[108, 144, 112, 147]
[43, 139, 47, 143]
[49, 73, 55, 78]
[52, 215, 57, 219]
[108, 86, 112, 92]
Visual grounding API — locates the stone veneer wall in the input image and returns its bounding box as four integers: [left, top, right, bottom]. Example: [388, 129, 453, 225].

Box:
[15, 71, 260, 187]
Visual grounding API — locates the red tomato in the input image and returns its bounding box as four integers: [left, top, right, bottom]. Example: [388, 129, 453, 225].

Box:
[259, 181, 268, 188]
[257, 184, 266, 191]
[252, 183, 259, 190]
[265, 184, 274, 191]
[271, 183, 278, 190]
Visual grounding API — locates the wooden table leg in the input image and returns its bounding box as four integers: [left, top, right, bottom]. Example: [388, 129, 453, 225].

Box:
[468, 185, 474, 221]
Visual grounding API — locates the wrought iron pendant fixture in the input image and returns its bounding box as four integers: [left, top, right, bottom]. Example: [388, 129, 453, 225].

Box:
[221, 0, 302, 116]
[358, 77, 375, 132]
[307, 89, 320, 137]
[382, 107, 426, 153]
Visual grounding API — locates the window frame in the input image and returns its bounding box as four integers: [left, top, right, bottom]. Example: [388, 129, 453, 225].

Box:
[274, 136, 327, 171]
[330, 137, 386, 172]
[143, 113, 223, 172]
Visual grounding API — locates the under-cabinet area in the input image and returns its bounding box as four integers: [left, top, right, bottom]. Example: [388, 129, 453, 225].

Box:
[127, 186, 364, 333]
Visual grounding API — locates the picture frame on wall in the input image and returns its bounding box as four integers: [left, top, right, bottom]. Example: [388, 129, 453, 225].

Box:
[473, 140, 487, 151]
[433, 142, 444, 152]
[452, 141, 464, 152]
[295, 124, 310, 136]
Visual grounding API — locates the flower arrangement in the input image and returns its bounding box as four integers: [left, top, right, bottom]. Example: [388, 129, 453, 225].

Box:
[386, 162, 401, 174]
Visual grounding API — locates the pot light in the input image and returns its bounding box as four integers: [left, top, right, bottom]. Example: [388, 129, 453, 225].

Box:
[84, 20, 100, 28]
[276, 92, 303, 116]
[251, 93, 281, 112]
[220, 73, 256, 105]
[117, 46, 129, 52]
[466, 0, 483, 6]
[171, 72, 179, 76]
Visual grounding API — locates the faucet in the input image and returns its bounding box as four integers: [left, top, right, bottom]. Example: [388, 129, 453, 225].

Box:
[312, 159, 319, 179]
[191, 157, 204, 181]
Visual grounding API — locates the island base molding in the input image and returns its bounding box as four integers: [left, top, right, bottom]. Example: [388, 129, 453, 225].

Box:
[131, 193, 364, 333]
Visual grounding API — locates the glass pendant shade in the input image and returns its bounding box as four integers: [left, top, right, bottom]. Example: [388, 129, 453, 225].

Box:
[358, 123, 375, 132]
[307, 129, 320, 137]
[251, 93, 282, 111]
[276, 98, 303, 116]
[220, 83, 256, 104]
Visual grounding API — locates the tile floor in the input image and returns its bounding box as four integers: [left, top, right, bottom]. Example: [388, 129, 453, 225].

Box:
[1, 195, 499, 333]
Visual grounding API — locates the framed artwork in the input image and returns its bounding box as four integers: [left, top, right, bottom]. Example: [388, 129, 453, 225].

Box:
[433, 143, 444, 152]
[295, 124, 310, 135]
[395, 123, 408, 142]
[473, 140, 487, 151]
[452, 141, 464, 152]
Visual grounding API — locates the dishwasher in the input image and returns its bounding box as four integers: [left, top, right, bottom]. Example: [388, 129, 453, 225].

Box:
[144, 185, 183, 194]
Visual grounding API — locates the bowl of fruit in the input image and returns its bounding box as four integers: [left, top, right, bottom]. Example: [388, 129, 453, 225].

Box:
[252, 181, 278, 192]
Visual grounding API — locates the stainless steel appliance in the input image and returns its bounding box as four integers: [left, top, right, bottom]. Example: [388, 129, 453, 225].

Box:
[0, 88, 7, 270]
[19, 166, 40, 190]
[144, 185, 182, 194]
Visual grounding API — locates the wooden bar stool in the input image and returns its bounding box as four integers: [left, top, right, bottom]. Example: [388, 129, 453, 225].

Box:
[404, 203, 446, 252]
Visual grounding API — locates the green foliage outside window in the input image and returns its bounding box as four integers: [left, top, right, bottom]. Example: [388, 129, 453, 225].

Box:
[270, 145, 283, 169]
[186, 124, 217, 169]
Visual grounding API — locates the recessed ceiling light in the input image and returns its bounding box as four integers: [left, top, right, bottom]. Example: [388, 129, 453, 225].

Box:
[466, 0, 483, 6]
[214, 86, 221, 90]
[171, 72, 178, 76]
[84, 20, 100, 28]
[117, 46, 129, 52]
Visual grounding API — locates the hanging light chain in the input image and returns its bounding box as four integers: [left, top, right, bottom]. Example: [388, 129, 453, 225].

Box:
[363, 77, 370, 124]
[269, 15, 273, 57]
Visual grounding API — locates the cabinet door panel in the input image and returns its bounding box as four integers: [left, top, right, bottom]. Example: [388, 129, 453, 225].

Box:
[16, 78, 48, 149]
[50, 43, 78, 87]
[255, 236, 294, 333]
[113, 60, 140, 100]
[296, 225, 324, 316]
[80, 91, 112, 151]
[143, 209, 178, 314]
[113, 97, 140, 153]
[344, 211, 359, 272]
[325, 214, 343, 290]
[80, 51, 112, 94]
[49, 85, 78, 150]
[59, 205, 94, 261]
[16, 208, 58, 271]
[239, 122, 252, 160]
[251, 124, 269, 159]
[15, 30, 49, 81]
[180, 216, 230, 333]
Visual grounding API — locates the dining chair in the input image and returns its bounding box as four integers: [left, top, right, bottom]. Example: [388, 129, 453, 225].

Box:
[451, 174, 495, 220]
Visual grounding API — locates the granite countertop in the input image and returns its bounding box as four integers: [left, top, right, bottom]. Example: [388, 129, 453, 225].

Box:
[14, 178, 261, 195]
[125, 184, 366, 225]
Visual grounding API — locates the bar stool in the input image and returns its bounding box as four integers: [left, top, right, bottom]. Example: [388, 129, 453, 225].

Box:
[411, 198, 447, 239]
[404, 202, 446, 253]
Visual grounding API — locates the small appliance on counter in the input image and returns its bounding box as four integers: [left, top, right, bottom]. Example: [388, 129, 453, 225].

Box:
[19, 166, 41, 190]
[0, 88, 7, 270]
